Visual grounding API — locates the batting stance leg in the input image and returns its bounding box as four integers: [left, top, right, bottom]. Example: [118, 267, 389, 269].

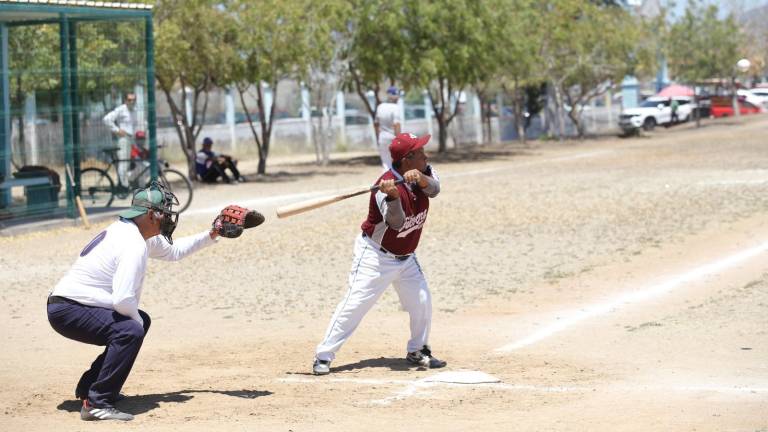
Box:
[392, 256, 432, 354]
[315, 235, 402, 362]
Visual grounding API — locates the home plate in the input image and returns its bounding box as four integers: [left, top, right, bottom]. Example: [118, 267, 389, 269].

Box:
[421, 370, 501, 385]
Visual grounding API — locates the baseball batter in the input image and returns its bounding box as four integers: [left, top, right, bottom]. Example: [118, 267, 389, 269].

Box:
[47, 182, 262, 421]
[374, 86, 403, 170]
[313, 132, 446, 375]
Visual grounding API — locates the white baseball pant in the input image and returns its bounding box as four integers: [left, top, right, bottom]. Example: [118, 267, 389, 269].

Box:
[315, 234, 432, 362]
[116, 135, 131, 186]
[377, 132, 394, 171]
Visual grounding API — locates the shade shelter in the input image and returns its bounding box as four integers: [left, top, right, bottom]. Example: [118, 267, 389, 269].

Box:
[0, 0, 157, 227]
[656, 84, 695, 98]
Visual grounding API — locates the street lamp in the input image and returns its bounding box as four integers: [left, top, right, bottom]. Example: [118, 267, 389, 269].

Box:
[733, 58, 751, 117]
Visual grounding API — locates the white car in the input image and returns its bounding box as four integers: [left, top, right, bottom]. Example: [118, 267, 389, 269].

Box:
[745, 88, 768, 110]
[619, 96, 696, 133]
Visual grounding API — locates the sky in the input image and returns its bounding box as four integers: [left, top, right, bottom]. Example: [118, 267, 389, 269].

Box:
[663, 0, 768, 19]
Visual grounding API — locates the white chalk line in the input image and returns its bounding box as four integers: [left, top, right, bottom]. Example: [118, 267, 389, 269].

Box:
[185, 149, 614, 217]
[699, 179, 768, 186]
[495, 240, 768, 352]
[279, 376, 767, 406]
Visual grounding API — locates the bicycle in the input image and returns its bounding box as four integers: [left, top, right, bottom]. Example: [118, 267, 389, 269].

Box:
[79, 145, 194, 213]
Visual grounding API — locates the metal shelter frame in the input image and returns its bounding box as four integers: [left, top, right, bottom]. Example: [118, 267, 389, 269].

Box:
[0, 1, 157, 219]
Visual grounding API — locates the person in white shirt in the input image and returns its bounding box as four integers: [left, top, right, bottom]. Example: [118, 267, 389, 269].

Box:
[374, 86, 403, 170]
[47, 181, 223, 422]
[103, 93, 138, 187]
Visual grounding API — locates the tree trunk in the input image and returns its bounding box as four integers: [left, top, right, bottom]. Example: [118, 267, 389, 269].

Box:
[513, 82, 526, 146]
[553, 84, 566, 141]
[694, 87, 701, 128]
[437, 117, 448, 152]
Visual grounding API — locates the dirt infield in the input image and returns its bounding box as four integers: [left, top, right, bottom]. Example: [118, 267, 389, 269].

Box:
[1, 117, 767, 431]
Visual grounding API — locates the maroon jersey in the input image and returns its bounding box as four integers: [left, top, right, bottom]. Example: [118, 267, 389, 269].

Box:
[361, 168, 437, 255]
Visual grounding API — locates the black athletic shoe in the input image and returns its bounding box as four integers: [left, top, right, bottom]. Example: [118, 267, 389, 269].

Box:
[406, 345, 447, 369]
[80, 400, 133, 421]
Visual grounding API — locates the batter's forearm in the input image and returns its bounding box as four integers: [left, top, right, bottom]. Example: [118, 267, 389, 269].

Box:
[421, 175, 440, 197]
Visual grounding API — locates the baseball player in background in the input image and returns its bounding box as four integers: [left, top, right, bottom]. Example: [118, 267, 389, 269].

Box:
[46, 182, 259, 421]
[103, 93, 138, 187]
[312, 132, 446, 375]
[374, 86, 403, 170]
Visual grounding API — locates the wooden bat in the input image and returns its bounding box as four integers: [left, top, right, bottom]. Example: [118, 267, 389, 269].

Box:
[276, 179, 404, 219]
[65, 164, 91, 229]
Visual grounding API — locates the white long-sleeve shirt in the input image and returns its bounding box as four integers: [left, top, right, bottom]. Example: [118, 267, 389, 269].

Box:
[103, 104, 137, 136]
[51, 219, 216, 326]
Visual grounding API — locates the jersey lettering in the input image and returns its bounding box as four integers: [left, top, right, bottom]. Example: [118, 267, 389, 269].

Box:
[79, 231, 107, 257]
[396, 210, 428, 238]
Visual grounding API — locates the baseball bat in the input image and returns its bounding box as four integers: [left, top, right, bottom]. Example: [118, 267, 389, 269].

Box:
[65, 163, 91, 229]
[276, 179, 405, 219]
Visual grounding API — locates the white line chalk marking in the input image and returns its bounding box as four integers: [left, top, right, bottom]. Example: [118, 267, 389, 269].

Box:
[496, 241, 768, 352]
[279, 373, 767, 406]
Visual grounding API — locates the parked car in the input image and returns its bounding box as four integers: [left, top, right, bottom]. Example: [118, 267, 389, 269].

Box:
[619, 96, 696, 134]
[709, 96, 762, 118]
[745, 88, 768, 110]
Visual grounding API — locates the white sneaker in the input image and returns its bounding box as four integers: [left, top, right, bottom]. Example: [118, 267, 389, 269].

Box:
[80, 400, 134, 421]
[313, 358, 331, 375]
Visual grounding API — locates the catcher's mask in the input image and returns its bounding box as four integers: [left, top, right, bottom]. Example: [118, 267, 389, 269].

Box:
[119, 180, 180, 244]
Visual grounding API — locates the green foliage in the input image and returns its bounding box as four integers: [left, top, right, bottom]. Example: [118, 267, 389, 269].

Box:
[154, 0, 238, 175]
[539, 0, 644, 137]
[400, 0, 494, 151]
[667, 0, 744, 84]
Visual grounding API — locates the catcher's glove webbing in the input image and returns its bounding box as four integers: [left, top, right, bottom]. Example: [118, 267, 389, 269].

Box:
[214, 205, 265, 238]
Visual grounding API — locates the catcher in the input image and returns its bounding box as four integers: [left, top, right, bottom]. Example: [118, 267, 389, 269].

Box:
[46, 181, 263, 422]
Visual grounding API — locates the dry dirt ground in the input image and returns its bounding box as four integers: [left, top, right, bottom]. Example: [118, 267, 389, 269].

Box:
[1, 117, 767, 431]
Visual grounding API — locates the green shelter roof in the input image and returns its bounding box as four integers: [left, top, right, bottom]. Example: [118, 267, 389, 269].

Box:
[0, 1, 152, 24]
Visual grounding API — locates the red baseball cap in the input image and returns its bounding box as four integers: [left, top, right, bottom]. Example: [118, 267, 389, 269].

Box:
[389, 133, 431, 162]
[134, 130, 146, 139]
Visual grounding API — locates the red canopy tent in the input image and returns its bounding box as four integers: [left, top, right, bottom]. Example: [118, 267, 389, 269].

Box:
[656, 84, 695, 97]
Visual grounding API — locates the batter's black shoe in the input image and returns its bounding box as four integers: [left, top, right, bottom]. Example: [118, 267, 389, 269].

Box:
[80, 400, 134, 421]
[406, 345, 447, 369]
[313, 358, 331, 375]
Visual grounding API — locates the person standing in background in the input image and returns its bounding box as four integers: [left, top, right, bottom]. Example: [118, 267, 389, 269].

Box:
[103, 93, 138, 187]
[374, 86, 403, 170]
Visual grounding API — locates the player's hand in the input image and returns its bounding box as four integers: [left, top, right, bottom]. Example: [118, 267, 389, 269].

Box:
[118, 129, 127, 137]
[379, 179, 400, 200]
[403, 169, 428, 188]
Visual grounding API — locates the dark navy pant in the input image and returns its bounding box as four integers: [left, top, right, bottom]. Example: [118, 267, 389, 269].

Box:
[47, 297, 151, 408]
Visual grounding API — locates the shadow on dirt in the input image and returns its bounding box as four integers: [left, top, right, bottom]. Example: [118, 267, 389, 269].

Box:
[57, 388, 272, 415]
[242, 147, 529, 185]
[330, 356, 417, 373]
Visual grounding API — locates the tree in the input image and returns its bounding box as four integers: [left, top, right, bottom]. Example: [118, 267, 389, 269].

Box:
[154, 0, 237, 179]
[343, 0, 408, 137]
[667, 1, 744, 127]
[226, 0, 315, 175]
[540, 0, 643, 138]
[493, 0, 545, 145]
[401, 0, 493, 152]
[301, 0, 351, 166]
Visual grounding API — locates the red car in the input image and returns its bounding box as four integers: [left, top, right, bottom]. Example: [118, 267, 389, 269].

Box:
[709, 96, 762, 118]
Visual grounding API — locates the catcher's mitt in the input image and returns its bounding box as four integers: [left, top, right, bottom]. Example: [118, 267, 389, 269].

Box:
[213, 204, 265, 238]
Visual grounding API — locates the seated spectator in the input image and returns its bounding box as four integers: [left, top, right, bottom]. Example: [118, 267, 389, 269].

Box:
[195, 137, 245, 184]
